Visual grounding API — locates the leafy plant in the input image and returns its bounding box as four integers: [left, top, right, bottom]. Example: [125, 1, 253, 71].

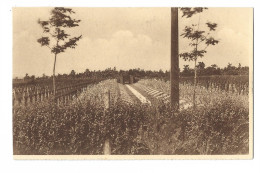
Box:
[37, 7, 82, 97]
[179, 8, 219, 108]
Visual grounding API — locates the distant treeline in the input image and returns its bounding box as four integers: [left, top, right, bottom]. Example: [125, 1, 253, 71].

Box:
[13, 63, 249, 84]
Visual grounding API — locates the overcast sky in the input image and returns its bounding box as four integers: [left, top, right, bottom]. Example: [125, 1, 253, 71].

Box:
[13, 8, 253, 77]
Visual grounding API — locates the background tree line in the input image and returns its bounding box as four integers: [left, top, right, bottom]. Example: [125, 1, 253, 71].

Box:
[14, 62, 249, 84]
[182, 62, 249, 77]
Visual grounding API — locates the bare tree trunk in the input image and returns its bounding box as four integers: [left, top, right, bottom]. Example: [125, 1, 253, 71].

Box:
[53, 53, 57, 98]
[193, 58, 197, 108]
[193, 14, 201, 109]
[103, 89, 111, 155]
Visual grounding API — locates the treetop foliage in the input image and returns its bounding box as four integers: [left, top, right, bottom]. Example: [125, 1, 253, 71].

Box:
[179, 8, 219, 62]
[37, 7, 82, 55]
[206, 22, 217, 31]
[180, 7, 208, 18]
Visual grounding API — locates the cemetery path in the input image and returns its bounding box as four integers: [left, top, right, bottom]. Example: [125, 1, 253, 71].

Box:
[125, 84, 151, 105]
[131, 82, 193, 110]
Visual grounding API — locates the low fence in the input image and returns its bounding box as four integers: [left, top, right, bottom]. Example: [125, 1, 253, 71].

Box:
[180, 75, 249, 95]
[145, 75, 249, 95]
[12, 80, 101, 107]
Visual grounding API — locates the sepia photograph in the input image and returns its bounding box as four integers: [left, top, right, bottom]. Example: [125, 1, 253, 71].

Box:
[12, 7, 253, 159]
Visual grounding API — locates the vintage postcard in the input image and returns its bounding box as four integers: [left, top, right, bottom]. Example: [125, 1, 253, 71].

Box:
[12, 7, 253, 159]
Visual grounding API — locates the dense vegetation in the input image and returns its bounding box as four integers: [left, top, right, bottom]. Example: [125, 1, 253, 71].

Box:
[13, 79, 249, 155]
[141, 95, 249, 155]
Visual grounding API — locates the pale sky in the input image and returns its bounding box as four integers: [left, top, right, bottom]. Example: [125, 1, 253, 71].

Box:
[13, 8, 253, 78]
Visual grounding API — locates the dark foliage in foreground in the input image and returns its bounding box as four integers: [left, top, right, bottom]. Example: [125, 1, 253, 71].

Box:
[13, 101, 149, 155]
[142, 97, 249, 155]
[13, 97, 248, 155]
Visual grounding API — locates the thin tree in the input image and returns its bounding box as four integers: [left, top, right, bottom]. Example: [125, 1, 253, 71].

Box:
[37, 7, 82, 97]
[179, 8, 219, 108]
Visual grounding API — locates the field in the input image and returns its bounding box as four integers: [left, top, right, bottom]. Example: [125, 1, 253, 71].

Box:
[13, 77, 249, 155]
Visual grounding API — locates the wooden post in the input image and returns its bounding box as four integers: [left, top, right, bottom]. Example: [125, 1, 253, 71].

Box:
[104, 139, 111, 155]
[46, 89, 49, 98]
[42, 88, 45, 99]
[13, 90, 18, 106]
[103, 89, 111, 155]
[18, 92, 22, 106]
[39, 91, 42, 102]
[22, 91, 26, 107]
[35, 89, 38, 102]
[12, 90, 15, 107]
[170, 7, 179, 111]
